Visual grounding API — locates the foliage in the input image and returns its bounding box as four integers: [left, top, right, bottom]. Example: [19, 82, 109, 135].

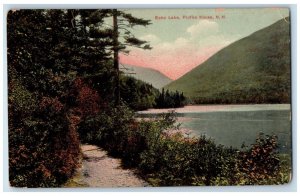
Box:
[120, 76, 159, 111]
[69, 77, 102, 117]
[78, 103, 144, 166]
[237, 133, 282, 185]
[8, 79, 80, 187]
[7, 10, 85, 187]
[121, 76, 186, 110]
[138, 121, 288, 186]
[137, 124, 237, 186]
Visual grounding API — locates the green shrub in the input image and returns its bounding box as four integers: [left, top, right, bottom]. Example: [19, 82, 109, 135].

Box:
[78, 103, 144, 166]
[136, 115, 287, 186]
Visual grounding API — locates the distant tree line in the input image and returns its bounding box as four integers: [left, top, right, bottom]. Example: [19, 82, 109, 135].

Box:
[155, 88, 187, 108]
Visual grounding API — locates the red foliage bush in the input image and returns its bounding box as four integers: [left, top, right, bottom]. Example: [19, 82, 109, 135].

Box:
[9, 86, 81, 187]
[73, 78, 101, 117]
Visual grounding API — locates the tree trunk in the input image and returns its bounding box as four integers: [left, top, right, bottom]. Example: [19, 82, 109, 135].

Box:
[113, 9, 120, 106]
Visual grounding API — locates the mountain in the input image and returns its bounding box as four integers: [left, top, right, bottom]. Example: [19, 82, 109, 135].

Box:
[121, 64, 172, 89]
[165, 17, 291, 104]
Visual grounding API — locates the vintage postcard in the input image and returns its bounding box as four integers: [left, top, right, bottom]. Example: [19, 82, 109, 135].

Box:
[7, 8, 291, 188]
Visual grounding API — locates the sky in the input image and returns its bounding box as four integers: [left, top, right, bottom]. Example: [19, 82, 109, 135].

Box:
[118, 8, 289, 80]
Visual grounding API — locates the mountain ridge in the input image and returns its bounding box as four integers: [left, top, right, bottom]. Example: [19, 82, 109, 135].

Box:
[121, 64, 172, 89]
[165, 17, 291, 104]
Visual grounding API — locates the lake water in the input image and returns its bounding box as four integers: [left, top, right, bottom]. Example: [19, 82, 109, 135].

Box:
[137, 104, 291, 152]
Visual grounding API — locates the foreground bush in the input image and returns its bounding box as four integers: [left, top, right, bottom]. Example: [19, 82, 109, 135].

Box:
[9, 80, 80, 187]
[78, 104, 143, 167]
[237, 133, 282, 185]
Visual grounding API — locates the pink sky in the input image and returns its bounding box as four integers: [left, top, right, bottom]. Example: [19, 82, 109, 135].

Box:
[118, 9, 289, 81]
[119, 19, 232, 80]
[120, 45, 224, 80]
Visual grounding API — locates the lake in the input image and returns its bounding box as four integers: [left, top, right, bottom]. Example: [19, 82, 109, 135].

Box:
[137, 104, 291, 152]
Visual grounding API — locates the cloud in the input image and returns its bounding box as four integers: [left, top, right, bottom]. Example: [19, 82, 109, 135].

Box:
[139, 34, 160, 44]
[120, 20, 236, 80]
[187, 20, 219, 38]
[174, 37, 189, 47]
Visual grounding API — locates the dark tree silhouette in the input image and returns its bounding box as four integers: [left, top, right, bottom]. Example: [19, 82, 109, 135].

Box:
[155, 88, 187, 108]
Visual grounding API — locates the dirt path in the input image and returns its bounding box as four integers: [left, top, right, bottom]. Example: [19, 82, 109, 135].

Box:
[65, 144, 148, 188]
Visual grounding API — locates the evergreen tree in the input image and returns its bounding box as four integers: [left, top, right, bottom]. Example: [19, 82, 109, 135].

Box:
[154, 88, 187, 108]
[110, 9, 152, 105]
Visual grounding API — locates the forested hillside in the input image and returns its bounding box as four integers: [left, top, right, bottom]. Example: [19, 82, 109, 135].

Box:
[166, 17, 291, 104]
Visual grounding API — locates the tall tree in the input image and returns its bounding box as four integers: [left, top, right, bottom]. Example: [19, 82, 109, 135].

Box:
[61, 9, 152, 105]
[110, 9, 152, 106]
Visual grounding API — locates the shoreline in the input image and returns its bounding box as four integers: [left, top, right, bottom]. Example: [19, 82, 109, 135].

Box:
[137, 104, 291, 114]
